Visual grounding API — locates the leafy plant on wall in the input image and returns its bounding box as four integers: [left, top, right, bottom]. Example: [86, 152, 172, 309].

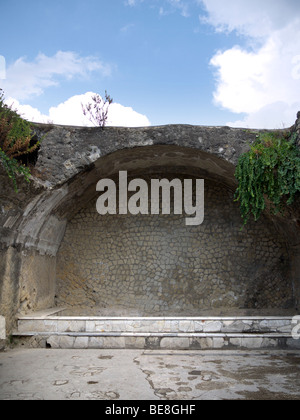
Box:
[0, 89, 40, 192]
[235, 131, 300, 224]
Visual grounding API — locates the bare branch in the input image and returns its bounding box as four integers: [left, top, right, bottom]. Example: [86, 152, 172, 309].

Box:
[81, 92, 113, 129]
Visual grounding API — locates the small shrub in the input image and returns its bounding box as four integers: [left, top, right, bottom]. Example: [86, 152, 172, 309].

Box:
[0, 89, 40, 192]
[81, 91, 113, 128]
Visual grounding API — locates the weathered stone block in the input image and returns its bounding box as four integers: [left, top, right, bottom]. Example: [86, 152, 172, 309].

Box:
[178, 321, 194, 332]
[18, 320, 49, 333]
[73, 336, 89, 349]
[261, 338, 278, 348]
[195, 337, 213, 349]
[212, 337, 226, 349]
[125, 337, 145, 349]
[229, 338, 242, 347]
[287, 338, 300, 349]
[222, 321, 252, 333]
[260, 320, 291, 331]
[145, 336, 161, 349]
[194, 321, 204, 332]
[241, 337, 263, 349]
[89, 337, 105, 349]
[203, 321, 222, 332]
[47, 335, 75, 349]
[160, 337, 190, 349]
[0, 316, 6, 340]
[101, 337, 126, 349]
[57, 320, 86, 333]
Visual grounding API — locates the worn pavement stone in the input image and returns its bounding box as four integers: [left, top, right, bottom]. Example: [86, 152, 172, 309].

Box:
[0, 349, 300, 400]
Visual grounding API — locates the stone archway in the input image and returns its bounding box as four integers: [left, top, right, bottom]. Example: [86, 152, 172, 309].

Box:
[0, 122, 299, 333]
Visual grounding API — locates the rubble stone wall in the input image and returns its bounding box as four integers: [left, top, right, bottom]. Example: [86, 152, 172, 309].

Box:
[56, 176, 293, 315]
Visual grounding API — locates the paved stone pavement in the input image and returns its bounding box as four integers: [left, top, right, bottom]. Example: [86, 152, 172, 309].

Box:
[0, 349, 300, 400]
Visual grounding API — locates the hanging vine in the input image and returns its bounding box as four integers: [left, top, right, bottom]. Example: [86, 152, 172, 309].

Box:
[235, 131, 300, 224]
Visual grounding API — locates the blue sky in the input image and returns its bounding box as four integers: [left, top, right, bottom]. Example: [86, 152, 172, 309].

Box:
[1, 0, 300, 128]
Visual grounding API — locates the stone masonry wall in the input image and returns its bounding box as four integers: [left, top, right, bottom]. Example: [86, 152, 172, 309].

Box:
[1, 117, 299, 334]
[56, 176, 293, 316]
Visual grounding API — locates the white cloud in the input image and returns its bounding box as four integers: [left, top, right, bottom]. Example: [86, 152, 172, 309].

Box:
[5, 98, 51, 124]
[200, 0, 300, 128]
[2, 51, 111, 101]
[226, 102, 300, 130]
[200, 0, 300, 38]
[2, 51, 149, 128]
[6, 92, 151, 128]
[107, 102, 151, 127]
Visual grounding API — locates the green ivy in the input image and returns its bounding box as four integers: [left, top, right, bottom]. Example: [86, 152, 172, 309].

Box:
[235, 131, 300, 224]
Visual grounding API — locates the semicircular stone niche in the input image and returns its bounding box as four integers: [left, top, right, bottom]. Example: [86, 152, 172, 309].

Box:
[55, 174, 294, 316]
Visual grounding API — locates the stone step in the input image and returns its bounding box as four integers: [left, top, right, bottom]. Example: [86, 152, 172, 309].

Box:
[12, 331, 298, 350]
[16, 316, 294, 334]
[13, 311, 300, 350]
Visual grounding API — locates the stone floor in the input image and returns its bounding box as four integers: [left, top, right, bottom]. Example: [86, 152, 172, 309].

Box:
[0, 348, 300, 400]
